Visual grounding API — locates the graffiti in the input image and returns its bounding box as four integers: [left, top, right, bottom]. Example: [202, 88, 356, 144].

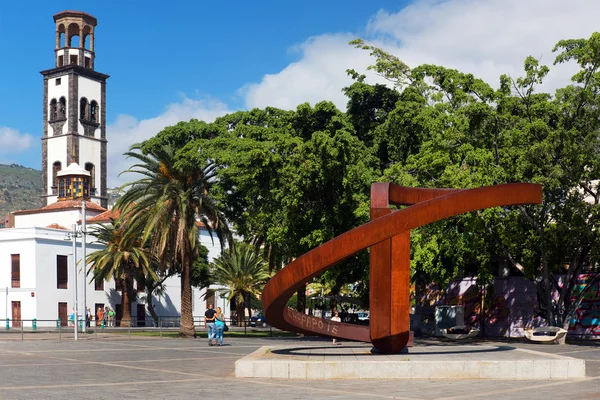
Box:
[416, 275, 599, 337]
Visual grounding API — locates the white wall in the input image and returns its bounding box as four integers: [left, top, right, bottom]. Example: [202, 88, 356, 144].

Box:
[0, 225, 228, 328]
[0, 234, 38, 327]
[77, 76, 102, 139]
[46, 135, 68, 197]
[78, 140, 102, 195]
[47, 75, 69, 137]
[14, 208, 103, 229]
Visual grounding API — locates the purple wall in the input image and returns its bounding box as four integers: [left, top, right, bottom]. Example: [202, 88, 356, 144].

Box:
[416, 275, 600, 337]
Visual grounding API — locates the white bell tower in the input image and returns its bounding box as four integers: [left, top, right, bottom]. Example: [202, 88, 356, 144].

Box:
[41, 11, 109, 208]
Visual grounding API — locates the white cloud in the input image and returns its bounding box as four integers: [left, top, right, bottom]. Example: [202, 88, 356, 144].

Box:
[242, 0, 600, 110]
[242, 33, 384, 110]
[107, 97, 230, 187]
[0, 126, 34, 156]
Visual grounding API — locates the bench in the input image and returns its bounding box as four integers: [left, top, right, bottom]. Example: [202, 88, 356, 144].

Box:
[441, 325, 480, 340]
[524, 326, 567, 343]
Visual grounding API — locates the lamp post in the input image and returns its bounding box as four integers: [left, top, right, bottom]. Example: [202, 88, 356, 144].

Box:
[81, 200, 87, 333]
[71, 223, 79, 341]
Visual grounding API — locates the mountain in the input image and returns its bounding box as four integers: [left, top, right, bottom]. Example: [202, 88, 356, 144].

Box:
[0, 164, 43, 217]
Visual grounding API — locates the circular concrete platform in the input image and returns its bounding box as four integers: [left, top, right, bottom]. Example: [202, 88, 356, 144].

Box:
[235, 344, 586, 379]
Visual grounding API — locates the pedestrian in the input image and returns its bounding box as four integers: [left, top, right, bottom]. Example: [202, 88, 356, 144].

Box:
[104, 306, 109, 327]
[96, 307, 104, 327]
[107, 308, 115, 327]
[69, 308, 75, 327]
[205, 303, 216, 346]
[214, 307, 226, 346]
[331, 310, 341, 345]
[86, 307, 91, 327]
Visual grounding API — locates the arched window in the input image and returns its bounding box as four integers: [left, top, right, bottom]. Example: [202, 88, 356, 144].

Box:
[52, 161, 61, 191]
[67, 23, 79, 47]
[49, 99, 57, 121]
[85, 163, 95, 195]
[90, 101, 98, 123]
[80, 98, 88, 120]
[59, 97, 66, 119]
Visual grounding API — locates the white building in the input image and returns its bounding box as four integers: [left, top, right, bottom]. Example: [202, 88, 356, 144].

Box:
[0, 10, 227, 329]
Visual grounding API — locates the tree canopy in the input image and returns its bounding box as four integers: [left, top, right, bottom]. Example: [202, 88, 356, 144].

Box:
[135, 32, 599, 329]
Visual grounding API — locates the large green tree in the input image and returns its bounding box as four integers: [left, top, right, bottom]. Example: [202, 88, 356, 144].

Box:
[117, 144, 229, 337]
[353, 34, 600, 333]
[87, 217, 157, 327]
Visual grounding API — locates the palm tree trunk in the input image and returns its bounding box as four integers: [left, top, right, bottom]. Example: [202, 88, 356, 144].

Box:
[121, 277, 134, 327]
[180, 257, 195, 337]
[145, 288, 158, 325]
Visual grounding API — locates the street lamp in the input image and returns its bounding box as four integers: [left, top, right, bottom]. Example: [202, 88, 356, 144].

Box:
[65, 224, 80, 340]
[81, 200, 88, 333]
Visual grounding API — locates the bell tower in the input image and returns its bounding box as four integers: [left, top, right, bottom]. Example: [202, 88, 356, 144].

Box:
[41, 10, 109, 208]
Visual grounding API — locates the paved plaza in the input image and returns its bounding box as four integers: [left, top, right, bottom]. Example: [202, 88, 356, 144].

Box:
[0, 334, 599, 399]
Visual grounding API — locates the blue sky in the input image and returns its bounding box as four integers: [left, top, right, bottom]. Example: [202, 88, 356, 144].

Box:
[0, 0, 598, 186]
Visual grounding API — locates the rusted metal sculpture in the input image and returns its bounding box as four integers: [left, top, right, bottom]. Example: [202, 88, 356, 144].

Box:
[262, 183, 542, 354]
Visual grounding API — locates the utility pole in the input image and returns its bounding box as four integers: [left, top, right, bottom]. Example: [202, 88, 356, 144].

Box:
[72, 223, 78, 341]
[81, 200, 87, 333]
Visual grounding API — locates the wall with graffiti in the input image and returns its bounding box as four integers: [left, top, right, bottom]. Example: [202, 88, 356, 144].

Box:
[415, 275, 600, 337]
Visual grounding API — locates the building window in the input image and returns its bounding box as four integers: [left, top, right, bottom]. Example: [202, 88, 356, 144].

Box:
[58, 97, 66, 119]
[85, 163, 95, 194]
[115, 279, 123, 292]
[58, 175, 90, 200]
[57, 255, 68, 289]
[56, 78, 61, 86]
[70, 54, 78, 65]
[52, 161, 61, 191]
[80, 98, 88, 120]
[84, 57, 91, 69]
[50, 99, 58, 121]
[90, 101, 98, 123]
[11, 254, 20, 288]
[58, 55, 64, 67]
[95, 278, 104, 291]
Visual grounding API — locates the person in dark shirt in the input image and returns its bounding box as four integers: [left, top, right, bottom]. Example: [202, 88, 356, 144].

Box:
[205, 304, 217, 346]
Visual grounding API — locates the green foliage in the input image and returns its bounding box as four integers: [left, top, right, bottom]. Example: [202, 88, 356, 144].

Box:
[210, 242, 270, 319]
[87, 217, 157, 327]
[353, 33, 599, 327]
[0, 164, 42, 217]
[116, 143, 230, 337]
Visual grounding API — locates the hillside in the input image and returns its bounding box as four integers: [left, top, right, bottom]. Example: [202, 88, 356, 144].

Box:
[0, 164, 43, 216]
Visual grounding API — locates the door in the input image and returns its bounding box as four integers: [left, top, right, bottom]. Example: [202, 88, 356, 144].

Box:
[137, 304, 146, 327]
[58, 302, 68, 327]
[11, 301, 21, 328]
[115, 304, 122, 327]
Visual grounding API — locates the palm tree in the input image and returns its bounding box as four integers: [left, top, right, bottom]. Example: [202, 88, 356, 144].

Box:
[86, 217, 157, 327]
[117, 144, 229, 337]
[211, 242, 270, 325]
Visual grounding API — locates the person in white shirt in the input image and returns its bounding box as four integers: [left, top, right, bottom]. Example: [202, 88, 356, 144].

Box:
[331, 310, 341, 345]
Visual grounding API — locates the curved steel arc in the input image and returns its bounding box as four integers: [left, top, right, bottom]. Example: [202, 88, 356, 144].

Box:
[262, 183, 542, 346]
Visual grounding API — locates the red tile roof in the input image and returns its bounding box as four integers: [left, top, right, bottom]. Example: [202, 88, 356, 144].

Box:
[12, 200, 107, 215]
[46, 223, 69, 230]
[85, 209, 119, 223]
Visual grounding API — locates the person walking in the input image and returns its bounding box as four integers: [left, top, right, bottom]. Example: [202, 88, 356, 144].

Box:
[331, 310, 341, 345]
[214, 307, 226, 346]
[205, 304, 217, 346]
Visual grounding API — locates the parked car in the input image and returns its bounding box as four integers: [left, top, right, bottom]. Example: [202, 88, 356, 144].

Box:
[250, 312, 268, 327]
